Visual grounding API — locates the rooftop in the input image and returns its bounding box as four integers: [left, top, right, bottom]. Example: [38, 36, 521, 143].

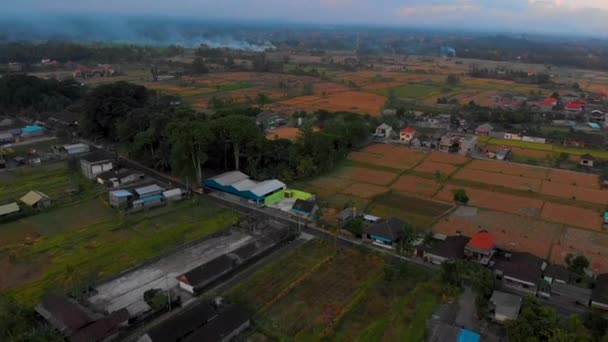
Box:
[494, 251, 545, 284]
[35, 294, 94, 334]
[291, 199, 316, 214]
[467, 231, 495, 251]
[179, 255, 235, 288]
[490, 290, 522, 321]
[182, 305, 249, 342]
[69, 309, 129, 342]
[145, 303, 218, 341]
[134, 184, 164, 197]
[402, 126, 415, 133]
[80, 152, 112, 163]
[210, 171, 249, 186]
[366, 217, 405, 241]
[20, 190, 50, 206]
[424, 235, 471, 260]
[0, 202, 20, 216]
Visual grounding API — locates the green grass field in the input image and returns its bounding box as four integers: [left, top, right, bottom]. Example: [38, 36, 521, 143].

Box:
[228, 240, 451, 341]
[3, 198, 237, 305]
[484, 137, 608, 159]
[376, 84, 442, 99]
[214, 82, 255, 92]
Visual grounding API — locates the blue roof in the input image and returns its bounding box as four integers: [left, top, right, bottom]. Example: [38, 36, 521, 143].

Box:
[110, 190, 133, 198]
[588, 123, 601, 130]
[21, 125, 45, 134]
[458, 329, 480, 342]
[141, 194, 164, 203]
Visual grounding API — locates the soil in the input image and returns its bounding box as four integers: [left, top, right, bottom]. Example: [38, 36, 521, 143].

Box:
[540, 182, 608, 205]
[540, 202, 602, 231]
[453, 168, 542, 192]
[335, 167, 399, 186]
[414, 161, 458, 176]
[391, 175, 440, 197]
[340, 183, 390, 199]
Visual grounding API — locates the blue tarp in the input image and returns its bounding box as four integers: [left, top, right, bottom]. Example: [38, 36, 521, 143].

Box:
[21, 125, 45, 134]
[110, 190, 133, 198]
[457, 329, 480, 342]
[141, 194, 164, 203]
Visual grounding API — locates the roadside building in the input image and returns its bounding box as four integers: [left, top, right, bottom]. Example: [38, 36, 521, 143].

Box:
[490, 290, 522, 323]
[580, 154, 595, 168]
[134, 184, 164, 198]
[474, 123, 494, 136]
[591, 273, 608, 311]
[97, 169, 144, 188]
[336, 207, 355, 227]
[108, 190, 134, 209]
[19, 190, 52, 209]
[464, 231, 495, 265]
[20, 124, 46, 138]
[290, 199, 318, 219]
[177, 255, 236, 295]
[493, 251, 546, 296]
[427, 321, 480, 342]
[203, 171, 286, 205]
[35, 294, 96, 336]
[365, 217, 405, 249]
[131, 194, 165, 210]
[182, 305, 250, 342]
[400, 126, 416, 143]
[0, 132, 14, 144]
[0, 202, 20, 217]
[62, 143, 90, 156]
[375, 123, 393, 138]
[162, 188, 185, 202]
[422, 235, 470, 265]
[69, 309, 129, 342]
[137, 303, 218, 342]
[80, 153, 113, 180]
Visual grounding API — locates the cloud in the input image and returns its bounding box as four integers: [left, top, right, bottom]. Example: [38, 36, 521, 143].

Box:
[398, 0, 479, 16]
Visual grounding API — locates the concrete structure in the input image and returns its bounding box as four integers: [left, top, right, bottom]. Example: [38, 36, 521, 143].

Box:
[490, 291, 522, 323]
[19, 190, 51, 209]
[134, 184, 164, 198]
[400, 126, 416, 143]
[423, 235, 470, 265]
[580, 154, 595, 167]
[440, 134, 477, 156]
[97, 169, 144, 188]
[290, 199, 318, 219]
[108, 190, 134, 209]
[375, 123, 393, 138]
[493, 251, 546, 296]
[163, 188, 185, 202]
[0, 202, 20, 217]
[80, 153, 113, 180]
[365, 217, 405, 249]
[464, 231, 495, 265]
[62, 143, 90, 156]
[204, 171, 286, 205]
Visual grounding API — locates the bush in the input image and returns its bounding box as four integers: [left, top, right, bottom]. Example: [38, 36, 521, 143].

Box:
[453, 189, 469, 205]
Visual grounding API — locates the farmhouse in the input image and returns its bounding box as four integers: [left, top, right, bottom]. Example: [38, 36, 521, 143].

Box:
[204, 171, 286, 205]
[108, 190, 134, 209]
[400, 126, 416, 143]
[62, 143, 90, 156]
[580, 154, 595, 167]
[493, 251, 546, 296]
[35, 294, 96, 336]
[20, 190, 51, 209]
[375, 123, 393, 138]
[365, 217, 405, 249]
[490, 291, 522, 323]
[439, 134, 477, 156]
[80, 153, 114, 180]
[177, 255, 236, 295]
[474, 123, 494, 136]
[464, 231, 495, 265]
[290, 199, 318, 219]
[422, 235, 470, 265]
[0, 202, 20, 217]
[591, 274, 608, 311]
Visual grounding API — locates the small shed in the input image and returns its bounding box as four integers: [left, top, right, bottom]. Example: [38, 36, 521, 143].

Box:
[163, 188, 184, 202]
[62, 143, 90, 156]
[0, 202, 20, 217]
[375, 123, 393, 138]
[108, 190, 134, 209]
[132, 194, 165, 210]
[580, 154, 595, 167]
[474, 123, 494, 136]
[336, 208, 355, 227]
[490, 290, 522, 323]
[20, 190, 52, 209]
[134, 184, 164, 198]
[20, 125, 46, 137]
[290, 199, 318, 218]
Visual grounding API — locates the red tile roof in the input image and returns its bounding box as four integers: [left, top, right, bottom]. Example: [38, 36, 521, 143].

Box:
[542, 98, 557, 106]
[467, 231, 495, 250]
[566, 102, 583, 109]
[402, 126, 415, 133]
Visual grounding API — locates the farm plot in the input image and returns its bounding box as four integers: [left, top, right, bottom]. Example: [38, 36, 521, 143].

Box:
[426, 151, 469, 165]
[266, 127, 301, 141]
[453, 168, 542, 192]
[348, 144, 426, 170]
[433, 209, 562, 258]
[368, 193, 453, 229]
[228, 240, 333, 311]
[546, 170, 600, 189]
[550, 228, 608, 274]
[391, 175, 440, 197]
[340, 183, 390, 199]
[375, 84, 442, 99]
[414, 161, 457, 176]
[257, 247, 384, 339]
[434, 185, 544, 217]
[279, 90, 386, 115]
[334, 167, 399, 186]
[466, 159, 548, 179]
[540, 182, 608, 205]
[540, 202, 603, 231]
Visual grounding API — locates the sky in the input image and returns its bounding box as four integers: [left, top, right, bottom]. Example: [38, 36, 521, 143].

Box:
[4, 0, 608, 37]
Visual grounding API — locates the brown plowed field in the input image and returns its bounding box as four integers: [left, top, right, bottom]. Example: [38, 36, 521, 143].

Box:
[391, 175, 440, 197]
[414, 161, 457, 176]
[434, 185, 544, 217]
[540, 202, 602, 231]
[340, 183, 390, 199]
[540, 182, 608, 205]
[334, 167, 398, 186]
[426, 152, 469, 165]
[466, 160, 548, 179]
[348, 144, 426, 170]
[453, 168, 542, 192]
[550, 228, 608, 273]
[266, 127, 300, 141]
[279, 91, 385, 115]
[433, 210, 561, 258]
[546, 170, 600, 189]
[308, 177, 353, 192]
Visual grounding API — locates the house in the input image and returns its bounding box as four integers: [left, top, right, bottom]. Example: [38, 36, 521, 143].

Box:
[20, 190, 52, 209]
[400, 126, 416, 143]
[336, 207, 355, 227]
[474, 123, 494, 136]
[35, 294, 96, 336]
[163, 188, 185, 202]
[131, 194, 165, 210]
[439, 134, 477, 156]
[80, 153, 113, 180]
[62, 143, 90, 156]
[427, 321, 480, 342]
[422, 235, 471, 265]
[203, 171, 286, 205]
[134, 184, 164, 198]
[0, 202, 20, 217]
[290, 199, 318, 219]
[580, 154, 595, 167]
[490, 291, 522, 323]
[504, 131, 522, 140]
[108, 190, 134, 209]
[493, 251, 546, 296]
[591, 274, 608, 311]
[464, 231, 495, 265]
[177, 255, 236, 295]
[565, 102, 584, 112]
[0, 132, 14, 144]
[365, 217, 405, 249]
[69, 309, 129, 342]
[20, 125, 46, 138]
[411, 137, 421, 147]
[97, 169, 145, 188]
[375, 123, 393, 138]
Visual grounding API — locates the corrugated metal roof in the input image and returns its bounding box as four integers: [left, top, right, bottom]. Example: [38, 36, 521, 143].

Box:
[63, 143, 89, 152]
[232, 179, 257, 191]
[110, 190, 133, 198]
[135, 184, 164, 196]
[0, 202, 19, 216]
[162, 188, 183, 198]
[457, 329, 480, 342]
[142, 194, 164, 203]
[211, 171, 249, 186]
[20, 191, 50, 206]
[250, 179, 285, 197]
[21, 125, 45, 134]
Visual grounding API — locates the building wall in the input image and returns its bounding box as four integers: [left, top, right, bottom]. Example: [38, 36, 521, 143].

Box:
[178, 281, 194, 294]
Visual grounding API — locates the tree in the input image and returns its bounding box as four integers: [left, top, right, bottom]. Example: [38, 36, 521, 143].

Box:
[582, 310, 608, 341]
[0, 294, 63, 342]
[191, 57, 209, 74]
[213, 115, 262, 171]
[453, 189, 469, 205]
[566, 254, 590, 274]
[302, 82, 314, 96]
[144, 288, 169, 312]
[446, 74, 460, 86]
[397, 223, 415, 257]
[506, 297, 561, 341]
[256, 92, 270, 105]
[169, 110, 211, 184]
[551, 92, 560, 99]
